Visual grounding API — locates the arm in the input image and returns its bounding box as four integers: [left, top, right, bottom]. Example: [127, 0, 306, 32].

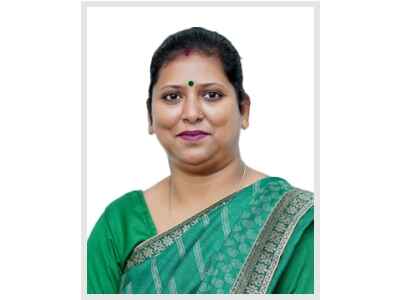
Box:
[273, 222, 314, 294]
[87, 208, 121, 294]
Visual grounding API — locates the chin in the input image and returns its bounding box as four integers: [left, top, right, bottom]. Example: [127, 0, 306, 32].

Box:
[180, 155, 210, 166]
[178, 150, 214, 166]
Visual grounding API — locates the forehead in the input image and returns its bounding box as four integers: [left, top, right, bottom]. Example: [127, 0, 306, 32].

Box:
[155, 53, 230, 88]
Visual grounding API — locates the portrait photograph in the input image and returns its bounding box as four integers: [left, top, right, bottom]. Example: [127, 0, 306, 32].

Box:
[83, 1, 318, 296]
[4, 0, 399, 299]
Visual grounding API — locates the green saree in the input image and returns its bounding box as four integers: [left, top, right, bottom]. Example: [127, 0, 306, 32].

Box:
[87, 176, 314, 294]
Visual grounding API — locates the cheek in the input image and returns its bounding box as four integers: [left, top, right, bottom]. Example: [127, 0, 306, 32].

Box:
[204, 102, 240, 128]
[152, 103, 181, 130]
[203, 103, 241, 140]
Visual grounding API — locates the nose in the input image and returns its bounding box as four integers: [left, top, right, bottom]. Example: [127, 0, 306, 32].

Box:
[181, 94, 204, 123]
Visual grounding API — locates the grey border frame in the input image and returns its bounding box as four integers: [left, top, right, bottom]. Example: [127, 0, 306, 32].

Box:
[81, 1, 320, 299]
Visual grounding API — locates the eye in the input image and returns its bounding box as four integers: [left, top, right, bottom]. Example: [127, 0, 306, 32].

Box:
[203, 91, 224, 101]
[161, 92, 182, 103]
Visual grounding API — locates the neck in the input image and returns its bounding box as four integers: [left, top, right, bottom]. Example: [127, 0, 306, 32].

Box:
[168, 156, 246, 211]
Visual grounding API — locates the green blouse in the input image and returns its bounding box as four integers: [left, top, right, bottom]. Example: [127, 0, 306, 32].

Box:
[87, 189, 314, 294]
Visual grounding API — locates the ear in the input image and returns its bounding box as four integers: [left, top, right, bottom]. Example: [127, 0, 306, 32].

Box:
[240, 95, 250, 129]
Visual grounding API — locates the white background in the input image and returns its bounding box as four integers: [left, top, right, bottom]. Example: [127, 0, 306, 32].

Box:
[86, 6, 314, 232]
[1, 1, 400, 300]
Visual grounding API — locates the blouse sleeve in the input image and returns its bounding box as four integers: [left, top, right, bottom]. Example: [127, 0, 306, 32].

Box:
[273, 222, 314, 294]
[87, 207, 121, 294]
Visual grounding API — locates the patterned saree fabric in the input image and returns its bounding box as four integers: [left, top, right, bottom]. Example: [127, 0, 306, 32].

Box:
[118, 177, 314, 294]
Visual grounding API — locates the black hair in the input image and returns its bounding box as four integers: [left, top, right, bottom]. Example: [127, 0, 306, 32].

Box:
[146, 27, 247, 123]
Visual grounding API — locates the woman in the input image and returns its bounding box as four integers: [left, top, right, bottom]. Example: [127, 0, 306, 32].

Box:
[87, 27, 314, 294]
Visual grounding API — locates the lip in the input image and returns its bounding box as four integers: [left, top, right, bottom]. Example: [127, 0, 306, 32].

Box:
[177, 130, 210, 142]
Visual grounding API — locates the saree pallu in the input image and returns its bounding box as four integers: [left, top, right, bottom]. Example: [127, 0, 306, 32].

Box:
[119, 177, 314, 294]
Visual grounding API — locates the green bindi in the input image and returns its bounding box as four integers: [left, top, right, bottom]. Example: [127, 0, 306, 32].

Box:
[187, 80, 194, 87]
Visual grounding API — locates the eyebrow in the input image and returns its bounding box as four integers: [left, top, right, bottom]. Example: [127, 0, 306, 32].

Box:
[159, 82, 224, 90]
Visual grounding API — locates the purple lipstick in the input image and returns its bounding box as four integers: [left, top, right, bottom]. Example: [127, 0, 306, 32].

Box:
[177, 130, 210, 141]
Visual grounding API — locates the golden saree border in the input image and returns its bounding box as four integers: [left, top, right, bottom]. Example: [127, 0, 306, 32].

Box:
[122, 191, 239, 272]
[230, 188, 313, 293]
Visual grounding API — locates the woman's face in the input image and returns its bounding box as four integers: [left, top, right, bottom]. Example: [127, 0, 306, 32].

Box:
[150, 52, 249, 170]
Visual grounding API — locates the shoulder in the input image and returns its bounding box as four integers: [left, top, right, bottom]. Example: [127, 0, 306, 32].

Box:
[105, 189, 144, 215]
[260, 176, 314, 236]
[262, 175, 314, 206]
[93, 189, 157, 261]
[103, 189, 155, 235]
[96, 189, 156, 242]
[89, 190, 145, 237]
[87, 190, 150, 294]
[255, 175, 293, 196]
